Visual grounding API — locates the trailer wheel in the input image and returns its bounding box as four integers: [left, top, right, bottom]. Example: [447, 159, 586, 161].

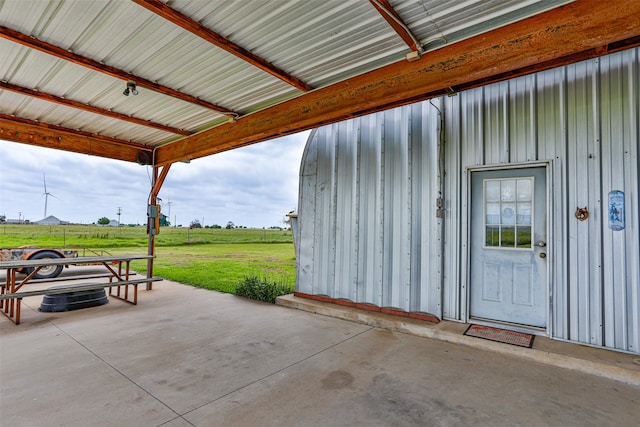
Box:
[26, 251, 64, 279]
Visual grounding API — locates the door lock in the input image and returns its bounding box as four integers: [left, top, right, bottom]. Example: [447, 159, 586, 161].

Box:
[539, 252, 547, 258]
[536, 241, 547, 247]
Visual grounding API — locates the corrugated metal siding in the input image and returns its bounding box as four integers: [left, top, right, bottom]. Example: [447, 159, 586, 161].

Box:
[598, 50, 640, 352]
[297, 104, 441, 315]
[298, 47, 639, 354]
[443, 48, 640, 353]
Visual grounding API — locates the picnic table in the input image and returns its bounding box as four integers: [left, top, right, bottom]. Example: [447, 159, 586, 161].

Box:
[0, 254, 161, 325]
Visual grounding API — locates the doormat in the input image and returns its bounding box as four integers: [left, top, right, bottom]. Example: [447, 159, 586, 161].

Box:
[463, 324, 535, 348]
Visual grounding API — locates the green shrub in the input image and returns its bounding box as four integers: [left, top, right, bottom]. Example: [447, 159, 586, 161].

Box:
[235, 273, 293, 303]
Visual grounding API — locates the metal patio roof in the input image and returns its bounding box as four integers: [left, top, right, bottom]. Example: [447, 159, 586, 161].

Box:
[1, 0, 639, 166]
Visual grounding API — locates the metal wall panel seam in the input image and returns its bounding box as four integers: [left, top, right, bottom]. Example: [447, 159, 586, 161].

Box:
[404, 107, 413, 309]
[356, 116, 368, 304]
[383, 108, 408, 308]
[334, 121, 346, 299]
[589, 57, 604, 346]
[565, 61, 590, 344]
[336, 118, 358, 301]
[408, 105, 422, 312]
[329, 125, 339, 298]
[478, 88, 485, 165]
[599, 53, 626, 350]
[354, 119, 362, 303]
[503, 82, 510, 164]
[554, 65, 570, 340]
[314, 127, 336, 297]
[444, 94, 464, 321]
[357, 114, 384, 306]
[375, 114, 386, 307]
[621, 48, 638, 352]
[379, 116, 386, 305]
[624, 48, 640, 352]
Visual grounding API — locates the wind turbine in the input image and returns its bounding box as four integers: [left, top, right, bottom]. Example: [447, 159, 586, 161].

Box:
[42, 173, 57, 218]
[165, 195, 173, 226]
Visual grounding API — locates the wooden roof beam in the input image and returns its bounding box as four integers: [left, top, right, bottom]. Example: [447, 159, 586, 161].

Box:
[0, 115, 149, 163]
[132, 0, 313, 92]
[155, 0, 640, 166]
[0, 81, 191, 136]
[0, 25, 237, 116]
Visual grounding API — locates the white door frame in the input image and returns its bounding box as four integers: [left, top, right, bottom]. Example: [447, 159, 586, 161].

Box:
[463, 161, 553, 335]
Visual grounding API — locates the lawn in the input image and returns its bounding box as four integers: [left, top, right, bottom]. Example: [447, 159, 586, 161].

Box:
[0, 224, 296, 295]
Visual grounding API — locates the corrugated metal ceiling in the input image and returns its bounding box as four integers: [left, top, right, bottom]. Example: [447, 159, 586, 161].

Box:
[0, 0, 583, 155]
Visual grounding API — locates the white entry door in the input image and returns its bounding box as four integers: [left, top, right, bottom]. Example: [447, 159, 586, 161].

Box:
[469, 167, 548, 328]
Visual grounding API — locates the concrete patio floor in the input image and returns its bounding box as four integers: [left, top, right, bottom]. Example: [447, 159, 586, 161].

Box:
[1, 270, 639, 427]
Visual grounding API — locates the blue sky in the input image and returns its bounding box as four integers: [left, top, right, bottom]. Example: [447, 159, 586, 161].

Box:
[0, 131, 309, 228]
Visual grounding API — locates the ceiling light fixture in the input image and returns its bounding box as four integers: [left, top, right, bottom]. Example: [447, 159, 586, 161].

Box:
[123, 80, 139, 96]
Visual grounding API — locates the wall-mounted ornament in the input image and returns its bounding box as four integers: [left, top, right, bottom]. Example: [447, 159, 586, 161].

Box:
[608, 190, 625, 230]
[575, 206, 589, 221]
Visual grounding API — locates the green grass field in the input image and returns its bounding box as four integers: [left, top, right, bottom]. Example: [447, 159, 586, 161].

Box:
[1, 224, 296, 294]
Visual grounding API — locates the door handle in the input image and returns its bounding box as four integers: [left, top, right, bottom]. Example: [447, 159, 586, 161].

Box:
[535, 241, 547, 247]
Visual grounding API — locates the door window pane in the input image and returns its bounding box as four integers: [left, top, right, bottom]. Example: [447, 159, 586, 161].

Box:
[516, 202, 532, 225]
[517, 179, 532, 202]
[486, 203, 500, 224]
[501, 180, 516, 202]
[484, 177, 534, 249]
[485, 181, 500, 202]
[486, 226, 500, 246]
[501, 203, 516, 225]
[516, 226, 532, 248]
[500, 226, 516, 247]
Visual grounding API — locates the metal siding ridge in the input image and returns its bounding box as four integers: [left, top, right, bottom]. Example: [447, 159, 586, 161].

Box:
[334, 119, 358, 300]
[443, 94, 464, 321]
[588, 57, 604, 346]
[623, 48, 640, 353]
[600, 52, 625, 350]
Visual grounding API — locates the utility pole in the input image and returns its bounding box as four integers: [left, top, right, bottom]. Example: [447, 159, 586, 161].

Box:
[117, 207, 122, 227]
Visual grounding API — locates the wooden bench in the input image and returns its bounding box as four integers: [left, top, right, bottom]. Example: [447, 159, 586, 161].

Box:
[0, 277, 162, 300]
[23, 271, 137, 285]
[0, 277, 162, 324]
[1, 254, 159, 325]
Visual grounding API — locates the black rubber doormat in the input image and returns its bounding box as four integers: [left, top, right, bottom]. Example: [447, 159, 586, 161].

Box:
[464, 324, 535, 348]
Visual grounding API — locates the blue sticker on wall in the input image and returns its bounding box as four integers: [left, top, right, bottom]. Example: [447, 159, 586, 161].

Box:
[608, 190, 625, 231]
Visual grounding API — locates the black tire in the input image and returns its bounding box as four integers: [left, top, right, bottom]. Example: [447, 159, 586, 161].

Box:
[26, 251, 64, 279]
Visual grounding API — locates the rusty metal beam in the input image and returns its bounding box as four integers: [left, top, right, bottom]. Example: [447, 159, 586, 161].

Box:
[150, 163, 172, 197]
[0, 81, 191, 136]
[0, 25, 236, 116]
[155, 0, 640, 165]
[132, 0, 313, 92]
[146, 162, 172, 290]
[0, 115, 149, 163]
[369, 0, 419, 52]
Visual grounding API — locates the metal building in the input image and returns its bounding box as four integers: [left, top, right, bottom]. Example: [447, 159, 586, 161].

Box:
[296, 47, 640, 354]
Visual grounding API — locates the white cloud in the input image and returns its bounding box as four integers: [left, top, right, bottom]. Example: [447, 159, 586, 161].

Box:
[0, 131, 309, 227]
